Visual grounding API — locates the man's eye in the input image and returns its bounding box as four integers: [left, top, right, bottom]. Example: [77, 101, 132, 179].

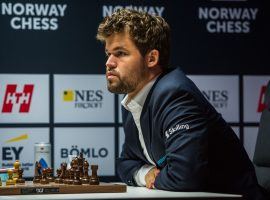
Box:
[115, 51, 127, 57]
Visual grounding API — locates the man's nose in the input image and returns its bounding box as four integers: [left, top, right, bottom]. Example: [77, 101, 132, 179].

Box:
[106, 55, 117, 69]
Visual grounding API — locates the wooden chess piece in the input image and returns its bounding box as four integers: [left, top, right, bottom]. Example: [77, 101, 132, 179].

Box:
[67, 159, 75, 184]
[78, 152, 84, 179]
[73, 168, 82, 185]
[16, 168, 25, 185]
[54, 168, 63, 184]
[13, 160, 20, 183]
[46, 168, 55, 182]
[40, 168, 49, 184]
[6, 169, 15, 185]
[89, 165, 99, 185]
[68, 168, 74, 185]
[33, 161, 42, 184]
[60, 162, 67, 184]
[63, 169, 70, 184]
[82, 160, 90, 184]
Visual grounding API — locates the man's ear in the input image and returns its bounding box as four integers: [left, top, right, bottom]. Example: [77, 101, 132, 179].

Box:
[146, 49, 159, 68]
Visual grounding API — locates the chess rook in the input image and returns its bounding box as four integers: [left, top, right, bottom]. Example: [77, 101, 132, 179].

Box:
[89, 165, 99, 185]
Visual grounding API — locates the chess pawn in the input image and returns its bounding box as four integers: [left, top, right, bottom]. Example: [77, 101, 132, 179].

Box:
[54, 168, 63, 184]
[13, 160, 20, 183]
[46, 168, 55, 182]
[33, 161, 42, 184]
[63, 169, 70, 184]
[82, 160, 90, 184]
[68, 168, 74, 185]
[6, 169, 15, 185]
[40, 168, 49, 184]
[16, 168, 25, 185]
[89, 165, 99, 185]
[73, 168, 82, 185]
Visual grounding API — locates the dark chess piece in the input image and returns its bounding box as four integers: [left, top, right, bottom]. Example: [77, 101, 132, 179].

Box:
[54, 168, 63, 184]
[73, 168, 82, 185]
[46, 168, 55, 182]
[67, 159, 75, 184]
[68, 168, 75, 185]
[63, 169, 70, 184]
[16, 168, 25, 184]
[81, 160, 90, 184]
[78, 152, 85, 180]
[40, 168, 49, 184]
[89, 165, 99, 185]
[33, 161, 42, 184]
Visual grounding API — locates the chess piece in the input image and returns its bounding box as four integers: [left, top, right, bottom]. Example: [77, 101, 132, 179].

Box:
[73, 168, 82, 185]
[13, 160, 20, 183]
[78, 152, 84, 179]
[16, 168, 25, 184]
[63, 169, 70, 184]
[89, 165, 99, 185]
[60, 162, 67, 184]
[46, 168, 55, 182]
[40, 168, 49, 184]
[67, 159, 75, 184]
[33, 161, 42, 184]
[6, 169, 15, 185]
[54, 168, 63, 184]
[82, 160, 90, 184]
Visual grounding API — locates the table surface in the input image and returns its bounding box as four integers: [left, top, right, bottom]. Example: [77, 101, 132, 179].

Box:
[0, 184, 242, 200]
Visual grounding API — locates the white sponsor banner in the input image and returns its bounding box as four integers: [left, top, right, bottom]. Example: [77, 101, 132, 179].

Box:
[54, 127, 115, 176]
[119, 127, 125, 157]
[243, 76, 270, 122]
[0, 128, 49, 177]
[188, 75, 239, 123]
[243, 127, 259, 161]
[0, 74, 49, 123]
[54, 75, 114, 123]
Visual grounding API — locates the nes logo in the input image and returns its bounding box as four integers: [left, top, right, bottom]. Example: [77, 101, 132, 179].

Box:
[2, 84, 34, 113]
[62, 89, 103, 109]
[54, 75, 114, 123]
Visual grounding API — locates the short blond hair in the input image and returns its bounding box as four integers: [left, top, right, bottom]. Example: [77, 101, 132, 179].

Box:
[97, 9, 171, 69]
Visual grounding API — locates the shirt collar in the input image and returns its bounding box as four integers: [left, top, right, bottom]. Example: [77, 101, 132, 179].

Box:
[121, 77, 158, 111]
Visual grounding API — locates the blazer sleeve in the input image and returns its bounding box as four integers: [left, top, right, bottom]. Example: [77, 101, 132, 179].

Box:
[154, 89, 211, 191]
[116, 108, 146, 186]
[116, 143, 145, 186]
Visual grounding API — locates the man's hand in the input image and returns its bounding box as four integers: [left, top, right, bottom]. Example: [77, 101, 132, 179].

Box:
[145, 167, 160, 189]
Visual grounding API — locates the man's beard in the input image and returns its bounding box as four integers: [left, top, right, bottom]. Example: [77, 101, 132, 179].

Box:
[106, 67, 147, 94]
[107, 77, 138, 94]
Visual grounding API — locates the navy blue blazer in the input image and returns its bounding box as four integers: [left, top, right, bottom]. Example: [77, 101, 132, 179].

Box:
[117, 67, 265, 200]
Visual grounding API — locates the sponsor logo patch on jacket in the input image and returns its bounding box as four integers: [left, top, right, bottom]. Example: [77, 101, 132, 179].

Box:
[165, 124, 190, 139]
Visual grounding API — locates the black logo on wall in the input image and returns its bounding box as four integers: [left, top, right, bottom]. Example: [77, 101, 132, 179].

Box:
[1, 2, 67, 30]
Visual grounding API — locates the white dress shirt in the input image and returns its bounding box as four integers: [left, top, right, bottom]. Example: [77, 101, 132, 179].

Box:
[121, 77, 158, 186]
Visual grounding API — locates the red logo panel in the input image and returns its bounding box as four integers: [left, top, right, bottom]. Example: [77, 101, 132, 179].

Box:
[2, 84, 34, 113]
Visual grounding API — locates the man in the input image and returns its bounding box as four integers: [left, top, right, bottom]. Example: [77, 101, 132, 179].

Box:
[96, 9, 266, 200]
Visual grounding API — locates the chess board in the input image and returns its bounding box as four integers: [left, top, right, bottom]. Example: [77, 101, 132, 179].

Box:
[0, 181, 126, 195]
